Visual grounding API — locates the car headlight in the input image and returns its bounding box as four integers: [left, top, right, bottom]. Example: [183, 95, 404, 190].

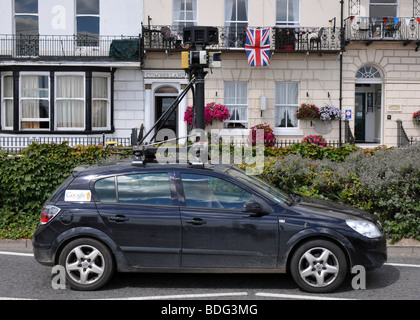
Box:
[346, 219, 382, 239]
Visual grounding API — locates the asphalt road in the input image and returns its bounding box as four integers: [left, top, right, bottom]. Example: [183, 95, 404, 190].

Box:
[0, 240, 419, 302]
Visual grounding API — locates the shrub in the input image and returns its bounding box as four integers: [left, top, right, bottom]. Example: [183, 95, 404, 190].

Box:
[0, 142, 129, 239]
[260, 144, 420, 241]
[302, 134, 328, 147]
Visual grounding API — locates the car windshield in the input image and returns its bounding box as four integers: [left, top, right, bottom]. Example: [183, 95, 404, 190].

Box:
[226, 167, 293, 205]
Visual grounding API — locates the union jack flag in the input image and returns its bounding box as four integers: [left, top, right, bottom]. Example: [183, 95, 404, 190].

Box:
[245, 28, 271, 67]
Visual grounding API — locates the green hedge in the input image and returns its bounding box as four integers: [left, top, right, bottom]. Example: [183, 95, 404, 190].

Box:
[0, 142, 129, 239]
[1, 141, 419, 241]
[261, 143, 420, 241]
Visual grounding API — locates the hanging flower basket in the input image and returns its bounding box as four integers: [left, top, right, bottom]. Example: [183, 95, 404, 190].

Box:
[184, 102, 230, 127]
[319, 105, 342, 123]
[413, 111, 420, 125]
[296, 103, 320, 120]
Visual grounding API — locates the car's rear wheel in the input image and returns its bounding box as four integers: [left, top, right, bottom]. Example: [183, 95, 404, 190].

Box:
[59, 238, 114, 291]
[290, 239, 348, 293]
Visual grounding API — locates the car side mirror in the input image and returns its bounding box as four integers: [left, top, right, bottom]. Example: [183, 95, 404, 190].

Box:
[243, 200, 267, 217]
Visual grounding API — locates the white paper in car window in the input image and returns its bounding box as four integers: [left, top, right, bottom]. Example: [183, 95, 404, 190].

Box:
[65, 190, 92, 202]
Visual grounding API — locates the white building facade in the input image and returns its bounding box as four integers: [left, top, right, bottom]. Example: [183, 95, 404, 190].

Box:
[0, 0, 143, 149]
[142, 0, 420, 147]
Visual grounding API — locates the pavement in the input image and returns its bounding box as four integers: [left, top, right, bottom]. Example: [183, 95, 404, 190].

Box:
[1, 239, 420, 258]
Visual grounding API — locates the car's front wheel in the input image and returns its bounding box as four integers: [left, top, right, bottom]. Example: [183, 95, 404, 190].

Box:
[290, 239, 348, 293]
[58, 238, 115, 291]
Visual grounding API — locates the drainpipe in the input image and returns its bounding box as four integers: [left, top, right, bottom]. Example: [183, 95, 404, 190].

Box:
[339, 0, 344, 146]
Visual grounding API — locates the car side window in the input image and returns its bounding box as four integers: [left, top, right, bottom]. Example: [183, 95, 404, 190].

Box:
[181, 173, 253, 210]
[95, 173, 172, 206]
[117, 173, 172, 206]
[95, 177, 117, 203]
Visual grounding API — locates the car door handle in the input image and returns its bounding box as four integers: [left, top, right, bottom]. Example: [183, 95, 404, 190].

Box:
[109, 215, 129, 223]
[186, 218, 207, 226]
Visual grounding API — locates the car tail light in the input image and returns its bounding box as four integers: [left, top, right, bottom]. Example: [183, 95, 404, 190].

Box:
[40, 205, 61, 225]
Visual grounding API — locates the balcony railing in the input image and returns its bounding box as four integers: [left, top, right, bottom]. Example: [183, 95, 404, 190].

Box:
[346, 17, 420, 43]
[0, 34, 140, 61]
[141, 25, 343, 53]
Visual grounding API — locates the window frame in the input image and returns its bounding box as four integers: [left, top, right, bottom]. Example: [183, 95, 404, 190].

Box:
[1, 73, 14, 130]
[224, 0, 249, 48]
[92, 72, 111, 131]
[19, 72, 50, 131]
[224, 81, 248, 128]
[54, 72, 86, 131]
[180, 172, 254, 211]
[276, 0, 300, 27]
[274, 81, 301, 134]
[369, 0, 398, 18]
[94, 172, 173, 207]
[14, 0, 39, 34]
[76, 0, 100, 47]
[173, 0, 198, 28]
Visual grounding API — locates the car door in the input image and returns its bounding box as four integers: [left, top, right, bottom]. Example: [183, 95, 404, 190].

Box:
[178, 172, 279, 269]
[94, 171, 182, 268]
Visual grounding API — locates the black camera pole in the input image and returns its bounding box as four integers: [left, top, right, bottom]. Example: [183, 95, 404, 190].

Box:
[191, 67, 208, 134]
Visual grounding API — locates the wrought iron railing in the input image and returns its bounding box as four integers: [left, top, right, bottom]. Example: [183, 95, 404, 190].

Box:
[396, 120, 412, 148]
[142, 25, 343, 52]
[0, 34, 140, 60]
[344, 120, 355, 145]
[0, 135, 131, 153]
[345, 17, 420, 43]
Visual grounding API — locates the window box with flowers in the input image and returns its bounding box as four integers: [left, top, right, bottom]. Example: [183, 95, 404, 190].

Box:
[413, 111, 420, 125]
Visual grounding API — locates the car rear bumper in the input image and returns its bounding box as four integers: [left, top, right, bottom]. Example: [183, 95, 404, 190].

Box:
[33, 242, 55, 266]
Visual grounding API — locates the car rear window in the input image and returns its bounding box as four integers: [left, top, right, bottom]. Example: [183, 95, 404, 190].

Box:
[95, 177, 117, 203]
[95, 173, 172, 206]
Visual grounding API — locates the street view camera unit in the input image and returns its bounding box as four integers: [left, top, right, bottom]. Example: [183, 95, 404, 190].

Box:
[182, 26, 221, 69]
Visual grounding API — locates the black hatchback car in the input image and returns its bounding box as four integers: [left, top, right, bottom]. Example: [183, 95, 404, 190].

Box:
[33, 162, 387, 293]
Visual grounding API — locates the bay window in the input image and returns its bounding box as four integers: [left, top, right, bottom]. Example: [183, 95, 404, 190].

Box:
[0, 70, 112, 133]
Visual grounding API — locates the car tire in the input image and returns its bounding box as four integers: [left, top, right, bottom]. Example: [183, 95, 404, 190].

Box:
[290, 239, 348, 293]
[58, 238, 115, 291]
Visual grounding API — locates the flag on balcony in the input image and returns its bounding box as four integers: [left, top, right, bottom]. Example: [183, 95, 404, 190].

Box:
[245, 28, 271, 67]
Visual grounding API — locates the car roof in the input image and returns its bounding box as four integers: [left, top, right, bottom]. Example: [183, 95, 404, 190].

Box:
[73, 161, 234, 178]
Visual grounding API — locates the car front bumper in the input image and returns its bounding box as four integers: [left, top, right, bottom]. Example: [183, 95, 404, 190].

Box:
[349, 234, 387, 271]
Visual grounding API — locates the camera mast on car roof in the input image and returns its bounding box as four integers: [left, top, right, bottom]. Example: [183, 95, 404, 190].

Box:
[133, 27, 221, 166]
